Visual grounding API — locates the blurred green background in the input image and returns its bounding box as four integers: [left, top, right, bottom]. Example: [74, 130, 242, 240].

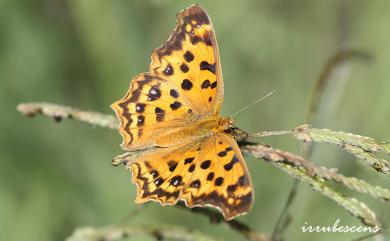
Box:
[1, 0, 389, 240]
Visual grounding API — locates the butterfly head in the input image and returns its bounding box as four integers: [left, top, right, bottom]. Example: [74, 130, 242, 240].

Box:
[218, 117, 235, 131]
[216, 117, 250, 143]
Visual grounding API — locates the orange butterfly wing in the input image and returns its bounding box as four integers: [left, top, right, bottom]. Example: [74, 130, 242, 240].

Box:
[150, 4, 224, 115]
[130, 134, 253, 220]
[111, 4, 223, 150]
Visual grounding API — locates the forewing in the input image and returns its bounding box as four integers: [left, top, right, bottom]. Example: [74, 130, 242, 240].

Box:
[150, 4, 224, 115]
[112, 5, 224, 150]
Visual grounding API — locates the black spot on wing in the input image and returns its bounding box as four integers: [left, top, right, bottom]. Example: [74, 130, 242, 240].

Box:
[170, 101, 182, 110]
[200, 160, 211, 169]
[227, 184, 238, 193]
[170, 89, 179, 98]
[184, 157, 195, 164]
[207, 172, 214, 181]
[204, 34, 212, 46]
[150, 170, 159, 178]
[181, 79, 193, 90]
[137, 115, 145, 126]
[163, 64, 174, 76]
[184, 51, 194, 62]
[239, 175, 248, 186]
[188, 164, 195, 172]
[135, 103, 145, 113]
[190, 180, 201, 188]
[215, 177, 224, 186]
[155, 107, 165, 122]
[154, 177, 164, 187]
[180, 63, 189, 73]
[224, 155, 239, 171]
[168, 160, 178, 172]
[147, 87, 161, 101]
[200, 61, 215, 74]
[201, 79, 210, 89]
[170, 175, 183, 187]
[191, 36, 201, 45]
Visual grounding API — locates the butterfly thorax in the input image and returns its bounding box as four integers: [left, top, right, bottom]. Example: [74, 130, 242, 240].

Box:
[190, 115, 233, 134]
[214, 117, 234, 133]
[155, 116, 233, 147]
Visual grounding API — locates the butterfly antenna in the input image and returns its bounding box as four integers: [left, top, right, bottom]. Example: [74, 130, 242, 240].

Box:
[230, 90, 276, 118]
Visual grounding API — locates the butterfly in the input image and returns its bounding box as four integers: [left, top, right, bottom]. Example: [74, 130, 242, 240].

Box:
[111, 4, 253, 220]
